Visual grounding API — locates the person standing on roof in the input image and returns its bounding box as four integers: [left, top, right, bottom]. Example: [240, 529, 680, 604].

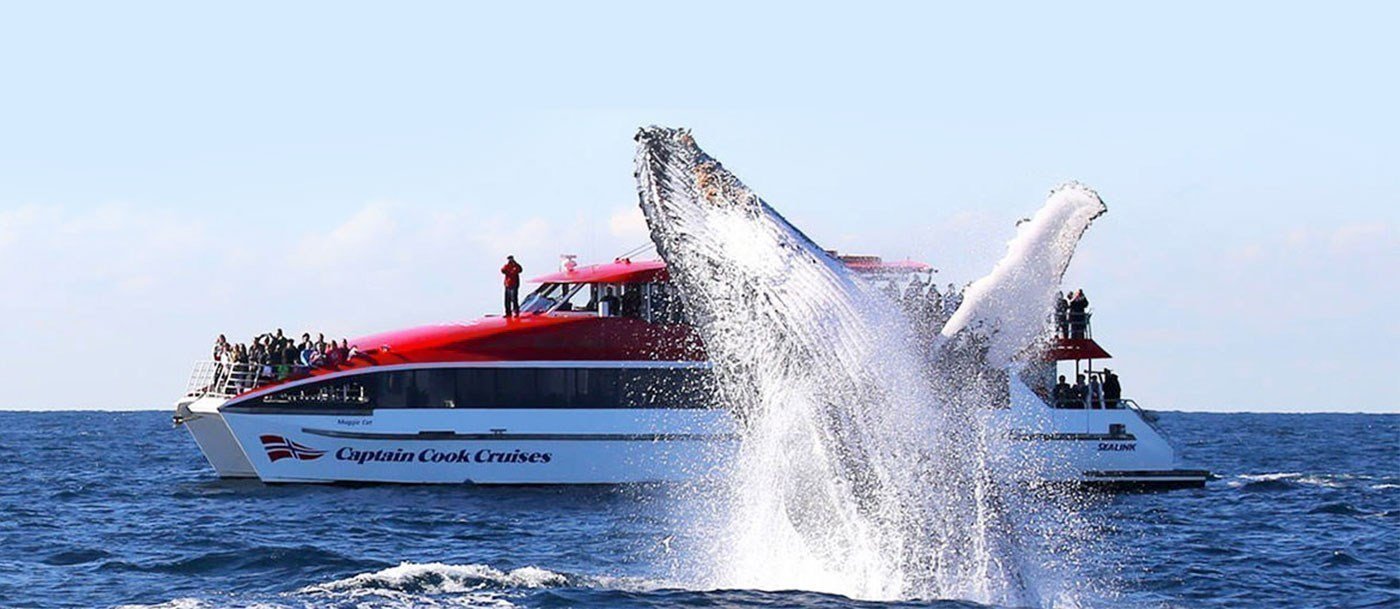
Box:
[1054, 291, 1069, 338]
[501, 255, 523, 318]
[1068, 289, 1090, 338]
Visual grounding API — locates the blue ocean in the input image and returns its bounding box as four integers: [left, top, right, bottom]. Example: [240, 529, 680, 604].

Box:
[0, 411, 1394, 609]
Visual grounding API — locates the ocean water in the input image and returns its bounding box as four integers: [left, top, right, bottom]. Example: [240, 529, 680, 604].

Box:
[0, 411, 1394, 609]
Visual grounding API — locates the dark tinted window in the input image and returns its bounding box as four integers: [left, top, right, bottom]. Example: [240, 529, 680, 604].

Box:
[376, 371, 411, 408]
[494, 368, 535, 408]
[257, 366, 714, 410]
[415, 369, 457, 408]
[456, 368, 495, 407]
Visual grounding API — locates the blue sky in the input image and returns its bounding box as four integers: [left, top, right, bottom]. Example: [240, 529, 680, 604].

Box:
[0, 2, 1394, 411]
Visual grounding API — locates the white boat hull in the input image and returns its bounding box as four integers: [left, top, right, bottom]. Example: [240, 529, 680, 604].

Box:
[218, 408, 735, 484]
[176, 396, 257, 478]
[177, 371, 1203, 487]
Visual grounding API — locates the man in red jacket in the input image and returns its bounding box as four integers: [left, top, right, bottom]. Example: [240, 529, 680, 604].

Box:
[501, 255, 523, 317]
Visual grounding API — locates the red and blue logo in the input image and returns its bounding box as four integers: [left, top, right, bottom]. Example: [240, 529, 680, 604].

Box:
[260, 435, 327, 462]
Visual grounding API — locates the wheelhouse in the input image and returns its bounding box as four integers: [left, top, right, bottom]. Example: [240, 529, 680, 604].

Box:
[520, 258, 687, 324]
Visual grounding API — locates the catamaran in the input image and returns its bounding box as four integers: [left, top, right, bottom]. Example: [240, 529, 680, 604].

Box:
[174, 254, 1207, 488]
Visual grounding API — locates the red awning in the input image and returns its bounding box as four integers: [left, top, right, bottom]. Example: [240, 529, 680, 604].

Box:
[529, 259, 669, 284]
[1043, 338, 1112, 361]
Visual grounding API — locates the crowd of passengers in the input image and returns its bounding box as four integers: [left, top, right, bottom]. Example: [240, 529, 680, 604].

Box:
[883, 279, 1097, 344]
[212, 329, 359, 381]
[1053, 289, 1092, 339]
[1051, 369, 1123, 409]
[884, 279, 967, 334]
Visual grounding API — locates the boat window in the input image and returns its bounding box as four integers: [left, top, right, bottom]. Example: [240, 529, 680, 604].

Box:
[249, 366, 715, 410]
[575, 368, 619, 408]
[260, 377, 370, 407]
[545, 283, 593, 313]
[370, 369, 458, 408]
[620, 367, 715, 407]
[375, 371, 412, 408]
[413, 369, 457, 408]
[520, 283, 564, 313]
[620, 284, 644, 318]
[455, 368, 496, 407]
[645, 282, 688, 324]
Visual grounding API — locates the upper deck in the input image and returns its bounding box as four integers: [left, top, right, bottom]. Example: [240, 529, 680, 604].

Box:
[187, 253, 948, 400]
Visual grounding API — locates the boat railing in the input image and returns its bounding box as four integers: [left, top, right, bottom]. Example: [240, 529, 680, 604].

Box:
[1119, 397, 1168, 436]
[1062, 309, 1093, 339]
[185, 360, 265, 399]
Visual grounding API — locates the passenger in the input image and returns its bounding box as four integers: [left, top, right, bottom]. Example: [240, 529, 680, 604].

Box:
[1087, 373, 1104, 409]
[599, 286, 621, 317]
[1052, 374, 1072, 407]
[314, 333, 327, 353]
[1068, 289, 1090, 338]
[1103, 368, 1122, 409]
[621, 285, 642, 317]
[346, 340, 360, 360]
[904, 276, 922, 299]
[501, 255, 523, 318]
[882, 283, 899, 302]
[212, 335, 230, 361]
[943, 283, 961, 317]
[1054, 291, 1069, 338]
[279, 336, 298, 376]
[331, 339, 350, 365]
[299, 336, 318, 367]
[270, 329, 288, 366]
[1070, 374, 1087, 409]
[928, 285, 945, 326]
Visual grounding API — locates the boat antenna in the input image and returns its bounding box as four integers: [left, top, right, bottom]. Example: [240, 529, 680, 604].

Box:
[615, 241, 656, 262]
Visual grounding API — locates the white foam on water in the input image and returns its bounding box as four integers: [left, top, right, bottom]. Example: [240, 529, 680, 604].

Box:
[115, 601, 287, 609]
[1229, 472, 1347, 488]
[299, 562, 569, 595]
[114, 600, 218, 609]
[634, 127, 1103, 607]
[121, 562, 652, 609]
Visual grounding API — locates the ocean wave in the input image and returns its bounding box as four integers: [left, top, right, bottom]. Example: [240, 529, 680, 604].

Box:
[114, 599, 214, 609]
[1228, 472, 1347, 490]
[1307, 502, 1365, 516]
[299, 562, 571, 595]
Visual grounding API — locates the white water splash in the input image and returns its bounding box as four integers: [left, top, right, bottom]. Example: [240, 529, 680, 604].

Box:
[300, 562, 570, 595]
[942, 183, 1107, 366]
[635, 127, 1103, 606]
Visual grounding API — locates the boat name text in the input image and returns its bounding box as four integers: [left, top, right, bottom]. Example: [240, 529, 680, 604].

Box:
[334, 447, 553, 465]
[1097, 442, 1137, 452]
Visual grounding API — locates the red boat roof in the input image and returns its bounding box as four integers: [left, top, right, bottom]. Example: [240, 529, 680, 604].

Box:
[843, 259, 934, 273]
[530, 256, 932, 284]
[530, 259, 669, 284]
[1044, 338, 1112, 361]
[231, 313, 706, 401]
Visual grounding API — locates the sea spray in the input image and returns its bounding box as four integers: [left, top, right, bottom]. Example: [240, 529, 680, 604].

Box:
[941, 182, 1108, 366]
[634, 127, 1106, 606]
[635, 127, 937, 599]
